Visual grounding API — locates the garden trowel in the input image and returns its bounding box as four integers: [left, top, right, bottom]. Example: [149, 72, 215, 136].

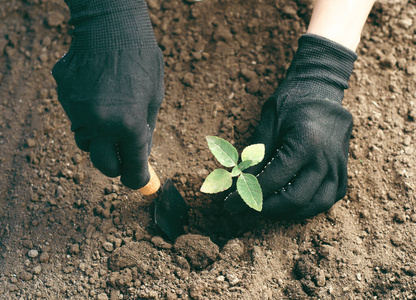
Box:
[139, 163, 188, 241]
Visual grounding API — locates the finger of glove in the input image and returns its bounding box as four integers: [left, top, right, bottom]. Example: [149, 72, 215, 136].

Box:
[224, 138, 308, 213]
[255, 138, 310, 198]
[262, 164, 328, 218]
[118, 136, 150, 190]
[89, 138, 121, 178]
[286, 178, 338, 220]
[74, 134, 90, 152]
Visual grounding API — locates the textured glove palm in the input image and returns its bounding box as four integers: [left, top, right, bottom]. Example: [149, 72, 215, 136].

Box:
[52, 0, 164, 189]
[225, 34, 357, 220]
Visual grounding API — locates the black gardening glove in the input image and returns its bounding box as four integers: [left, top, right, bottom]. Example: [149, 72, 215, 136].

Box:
[52, 0, 164, 189]
[224, 34, 357, 220]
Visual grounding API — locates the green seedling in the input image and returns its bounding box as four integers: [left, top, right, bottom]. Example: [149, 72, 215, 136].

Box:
[200, 136, 265, 211]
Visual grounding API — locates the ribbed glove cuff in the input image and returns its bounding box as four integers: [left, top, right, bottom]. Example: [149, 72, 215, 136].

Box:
[65, 0, 157, 53]
[281, 33, 358, 103]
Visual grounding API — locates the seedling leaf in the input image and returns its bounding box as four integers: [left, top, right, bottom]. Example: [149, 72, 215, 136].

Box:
[206, 136, 238, 168]
[200, 169, 232, 193]
[231, 166, 241, 177]
[237, 173, 263, 211]
[237, 160, 253, 172]
[241, 143, 265, 167]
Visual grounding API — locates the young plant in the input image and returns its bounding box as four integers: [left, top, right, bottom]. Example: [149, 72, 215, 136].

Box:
[200, 136, 265, 211]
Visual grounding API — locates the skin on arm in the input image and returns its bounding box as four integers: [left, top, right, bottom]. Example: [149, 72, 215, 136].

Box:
[307, 0, 376, 51]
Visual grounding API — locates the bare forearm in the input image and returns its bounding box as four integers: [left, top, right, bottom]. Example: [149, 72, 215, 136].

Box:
[307, 0, 375, 51]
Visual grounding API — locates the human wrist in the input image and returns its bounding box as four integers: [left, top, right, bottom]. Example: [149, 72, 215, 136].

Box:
[306, 27, 361, 51]
[66, 0, 157, 53]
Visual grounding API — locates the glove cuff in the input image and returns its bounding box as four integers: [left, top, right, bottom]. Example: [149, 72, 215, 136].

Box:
[281, 33, 358, 104]
[65, 0, 157, 53]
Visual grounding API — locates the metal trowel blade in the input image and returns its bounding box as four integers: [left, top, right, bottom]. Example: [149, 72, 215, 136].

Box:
[154, 179, 188, 241]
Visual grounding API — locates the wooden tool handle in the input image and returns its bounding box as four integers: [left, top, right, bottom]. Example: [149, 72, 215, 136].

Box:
[139, 163, 161, 196]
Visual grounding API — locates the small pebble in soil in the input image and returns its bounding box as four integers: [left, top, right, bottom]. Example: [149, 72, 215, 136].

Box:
[19, 270, 33, 281]
[379, 54, 397, 69]
[393, 213, 406, 223]
[226, 273, 240, 286]
[181, 73, 194, 87]
[97, 293, 109, 300]
[62, 266, 75, 274]
[55, 186, 65, 198]
[103, 242, 114, 252]
[69, 243, 80, 254]
[39, 252, 49, 263]
[28, 249, 39, 258]
[391, 233, 404, 246]
[72, 154, 83, 164]
[32, 265, 42, 275]
[26, 138, 36, 148]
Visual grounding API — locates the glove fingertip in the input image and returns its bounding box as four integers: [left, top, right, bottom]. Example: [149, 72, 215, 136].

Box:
[120, 165, 150, 190]
[75, 136, 90, 152]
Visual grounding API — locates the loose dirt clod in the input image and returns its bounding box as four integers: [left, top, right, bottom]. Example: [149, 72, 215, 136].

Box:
[174, 234, 219, 269]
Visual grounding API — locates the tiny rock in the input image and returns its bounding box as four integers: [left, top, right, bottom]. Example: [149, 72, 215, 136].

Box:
[62, 266, 75, 274]
[213, 25, 233, 42]
[391, 233, 404, 246]
[32, 265, 42, 275]
[226, 273, 240, 286]
[181, 73, 194, 87]
[404, 146, 414, 155]
[55, 186, 65, 198]
[379, 55, 397, 69]
[394, 213, 406, 223]
[72, 154, 84, 164]
[39, 252, 49, 263]
[73, 172, 85, 184]
[97, 293, 109, 300]
[18, 270, 33, 281]
[78, 262, 87, 272]
[406, 65, 416, 75]
[240, 68, 258, 82]
[399, 17, 413, 29]
[403, 136, 412, 146]
[103, 241, 114, 252]
[315, 269, 326, 287]
[26, 138, 36, 148]
[28, 249, 39, 258]
[246, 79, 260, 94]
[69, 243, 80, 254]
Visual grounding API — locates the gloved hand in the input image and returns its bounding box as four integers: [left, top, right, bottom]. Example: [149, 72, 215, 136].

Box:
[52, 0, 164, 189]
[225, 34, 357, 220]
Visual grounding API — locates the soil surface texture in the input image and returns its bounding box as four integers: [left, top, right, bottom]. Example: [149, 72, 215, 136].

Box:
[1, 0, 416, 299]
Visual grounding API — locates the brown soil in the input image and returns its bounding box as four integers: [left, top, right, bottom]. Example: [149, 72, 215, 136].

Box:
[1, 0, 416, 299]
